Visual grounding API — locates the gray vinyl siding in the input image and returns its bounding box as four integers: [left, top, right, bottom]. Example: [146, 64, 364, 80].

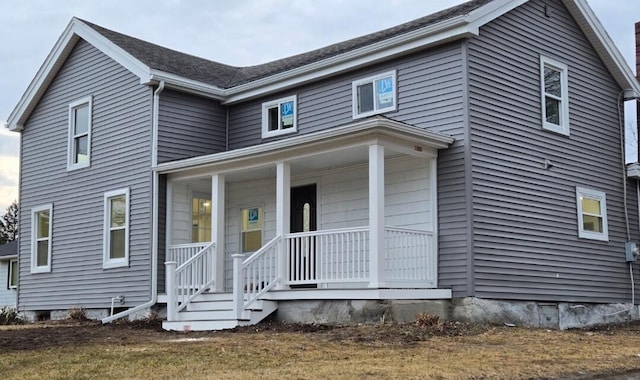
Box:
[227, 43, 468, 294]
[18, 39, 153, 310]
[467, 0, 639, 303]
[228, 43, 464, 148]
[157, 89, 226, 163]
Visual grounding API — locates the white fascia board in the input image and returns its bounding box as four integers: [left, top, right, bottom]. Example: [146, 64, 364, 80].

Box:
[565, 0, 640, 96]
[467, 0, 527, 28]
[223, 16, 476, 104]
[154, 117, 454, 173]
[6, 19, 78, 131]
[148, 71, 226, 99]
[6, 18, 153, 132]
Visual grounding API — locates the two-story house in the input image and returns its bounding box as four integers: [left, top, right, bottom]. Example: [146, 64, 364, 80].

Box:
[6, 0, 640, 330]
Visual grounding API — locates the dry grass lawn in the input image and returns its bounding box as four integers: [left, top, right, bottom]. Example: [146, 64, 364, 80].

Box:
[1, 319, 640, 379]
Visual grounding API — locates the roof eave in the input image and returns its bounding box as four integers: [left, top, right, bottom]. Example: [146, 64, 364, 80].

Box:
[154, 116, 454, 174]
[564, 0, 640, 96]
[222, 15, 477, 104]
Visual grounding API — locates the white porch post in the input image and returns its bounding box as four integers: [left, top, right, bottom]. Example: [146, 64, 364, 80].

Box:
[211, 174, 225, 292]
[276, 162, 290, 289]
[369, 144, 385, 288]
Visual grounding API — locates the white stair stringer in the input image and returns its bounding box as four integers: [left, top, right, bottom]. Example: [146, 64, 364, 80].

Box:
[162, 292, 278, 332]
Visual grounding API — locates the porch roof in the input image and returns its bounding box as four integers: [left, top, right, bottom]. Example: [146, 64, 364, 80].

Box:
[155, 116, 454, 175]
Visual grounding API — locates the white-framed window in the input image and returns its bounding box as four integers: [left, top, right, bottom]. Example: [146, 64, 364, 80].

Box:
[241, 207, 263, 253]
[67, 96, 93, 171]
[8, 259, 18, 289]
[352, 70, 397, 119]
[191, 193, 212, 243]
[262, 95, 297, 138]
[576, 187, 608, 241]
[31, 204, 52, 273]
[103, 188, 130, 269]
[540, 56, 569, 135]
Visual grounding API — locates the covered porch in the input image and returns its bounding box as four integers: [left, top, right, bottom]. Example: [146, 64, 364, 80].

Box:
[158, 117, 454, 324]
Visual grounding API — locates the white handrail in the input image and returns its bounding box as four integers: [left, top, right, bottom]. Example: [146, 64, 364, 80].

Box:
[165, 241, 215, 320]
[384, 227, 435, 285]
[234, 236, 282, 319]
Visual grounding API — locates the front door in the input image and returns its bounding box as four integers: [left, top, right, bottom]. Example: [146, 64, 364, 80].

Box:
[290, 184, 317, 286]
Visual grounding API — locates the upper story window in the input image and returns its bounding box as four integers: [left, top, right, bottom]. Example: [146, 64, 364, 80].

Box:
[576, 187, 608, 241]
[262, 95, 297, 138]
[540, 56, 569, 135]
[103, 188, 129, 269]
[31, 204, 52, 273]
[352, 70, 397, 119]
[67, 96, 93, 171]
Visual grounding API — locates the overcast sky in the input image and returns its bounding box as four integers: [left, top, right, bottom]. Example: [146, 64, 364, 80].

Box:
[0, 0, 638, 212]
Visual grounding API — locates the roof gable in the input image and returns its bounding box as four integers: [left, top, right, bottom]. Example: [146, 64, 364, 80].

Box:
[6, 0, 639, 131]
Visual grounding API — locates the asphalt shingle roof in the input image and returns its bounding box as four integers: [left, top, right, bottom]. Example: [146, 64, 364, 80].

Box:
[81, 0, 492, 89]
[0, 239, 17, 258]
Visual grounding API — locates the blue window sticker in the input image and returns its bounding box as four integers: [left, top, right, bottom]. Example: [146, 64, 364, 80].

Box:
[376, 76, 394, 109]
[248, 208, 259, 224]
[280, 101, 294, 128]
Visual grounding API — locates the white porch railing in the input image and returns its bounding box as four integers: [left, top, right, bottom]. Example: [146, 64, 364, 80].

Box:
[233, 236, 282, 318]
[167, 243, 208, 267]
[384, 227, 435, 287]
[285, 227, 370, 286]
[165, 242, 216, 321]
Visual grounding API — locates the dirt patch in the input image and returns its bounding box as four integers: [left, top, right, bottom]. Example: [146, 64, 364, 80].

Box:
[0, 318, 487, 351]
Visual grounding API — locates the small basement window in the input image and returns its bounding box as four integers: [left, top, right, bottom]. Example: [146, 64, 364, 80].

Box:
[352, 70, 397, 119]
[262, 96, 297, 138]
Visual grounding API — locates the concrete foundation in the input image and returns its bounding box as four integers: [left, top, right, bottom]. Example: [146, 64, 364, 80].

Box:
[275, 297, 640, 329]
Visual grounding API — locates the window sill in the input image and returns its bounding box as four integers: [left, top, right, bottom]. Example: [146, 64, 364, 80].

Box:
[353, 106, 396, 120]
[30, 266, 51, 274]
[103, 260, 129, 269]
[578, 232, 609, 242]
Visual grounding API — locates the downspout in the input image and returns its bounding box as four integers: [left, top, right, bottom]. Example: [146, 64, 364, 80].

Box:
[102, 81, 165, 324]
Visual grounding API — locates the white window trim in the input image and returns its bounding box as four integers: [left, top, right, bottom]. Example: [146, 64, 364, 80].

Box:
[31, 204, 53, 274]
[352, 70, 397, 119]
[576, 187, 608, 241]
[103, 188, 130, 269]
[8, 259, 18, 289]
[540, 56, 569, 136]
[261, 95, 297, 138]
[67, 95, 93, 171]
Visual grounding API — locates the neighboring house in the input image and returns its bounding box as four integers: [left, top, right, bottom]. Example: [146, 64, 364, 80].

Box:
[6, 0, 640, 330]
[0, 240, 18, 307]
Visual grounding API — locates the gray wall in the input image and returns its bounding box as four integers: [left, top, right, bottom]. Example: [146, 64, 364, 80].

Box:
[19, 39, 153, 310]
[467, 0, 639, 303]
[227, 43, 469, 295]
[157, 89, 227, 163]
